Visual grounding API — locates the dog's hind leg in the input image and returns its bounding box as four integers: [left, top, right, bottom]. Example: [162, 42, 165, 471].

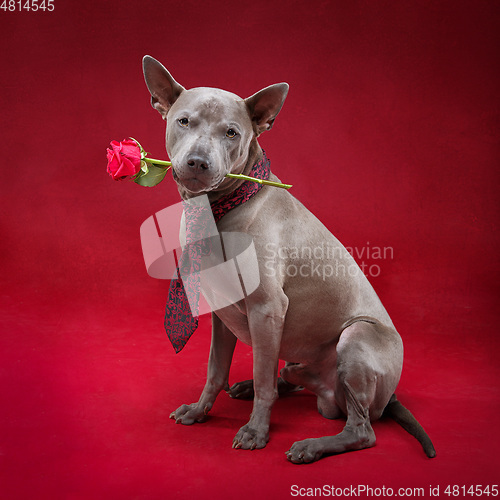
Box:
[286, 319, 403, 464]
[286, 372, 376, 463]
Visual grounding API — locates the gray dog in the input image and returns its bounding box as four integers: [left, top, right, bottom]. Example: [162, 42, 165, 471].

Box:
[142, 55, 435, 463]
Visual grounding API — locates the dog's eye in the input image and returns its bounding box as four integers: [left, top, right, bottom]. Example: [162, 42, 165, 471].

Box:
[226, 128, 238, 138]
[178, 118, 189, 127]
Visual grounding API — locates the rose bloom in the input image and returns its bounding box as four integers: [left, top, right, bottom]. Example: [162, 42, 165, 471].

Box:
[106, 139, 142, 180]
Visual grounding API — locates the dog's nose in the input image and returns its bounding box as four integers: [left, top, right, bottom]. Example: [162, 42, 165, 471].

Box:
[186, 155, 210, 171]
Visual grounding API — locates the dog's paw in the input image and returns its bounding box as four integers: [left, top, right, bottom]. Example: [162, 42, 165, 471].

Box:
[232, 424, 269, 450]
[227, 380, 255, 400]
[227, 378, 303, 400]
[285, 439, 324, 464]
[169, 402, 210, 425]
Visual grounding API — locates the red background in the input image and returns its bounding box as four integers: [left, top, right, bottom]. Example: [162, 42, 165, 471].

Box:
[1, 1, 499, 498]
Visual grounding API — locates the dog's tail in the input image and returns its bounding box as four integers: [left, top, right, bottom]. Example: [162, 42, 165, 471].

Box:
[383, 394, 436, 458]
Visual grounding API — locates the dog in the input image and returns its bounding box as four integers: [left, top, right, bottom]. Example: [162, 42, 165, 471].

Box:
[142, 55, 435, 463]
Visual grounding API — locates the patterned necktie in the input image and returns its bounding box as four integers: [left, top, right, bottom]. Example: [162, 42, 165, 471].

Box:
[164, 152, 271, 353]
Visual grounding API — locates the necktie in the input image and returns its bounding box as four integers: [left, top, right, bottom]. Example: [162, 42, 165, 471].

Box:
[164, 152, 271, 353]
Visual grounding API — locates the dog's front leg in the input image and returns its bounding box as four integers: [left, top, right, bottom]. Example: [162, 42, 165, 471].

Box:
[170, 313, 237, 424]
[233, 299, 287, 450]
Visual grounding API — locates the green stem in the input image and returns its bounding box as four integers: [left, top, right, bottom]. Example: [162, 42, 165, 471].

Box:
[143, 157, 172, 167]
[225, 173, 292, 190]
[140, 156, 291, 189]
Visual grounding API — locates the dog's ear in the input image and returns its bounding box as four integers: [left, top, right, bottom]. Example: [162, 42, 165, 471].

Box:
[143, 56, 185, 119]
[245, 83, 289, 136]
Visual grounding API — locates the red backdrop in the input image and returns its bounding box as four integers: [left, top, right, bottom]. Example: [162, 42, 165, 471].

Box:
[1, 1, 499, 498]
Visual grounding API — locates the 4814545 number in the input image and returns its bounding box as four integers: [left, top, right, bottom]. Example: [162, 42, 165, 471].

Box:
[1, 0, 54, 11]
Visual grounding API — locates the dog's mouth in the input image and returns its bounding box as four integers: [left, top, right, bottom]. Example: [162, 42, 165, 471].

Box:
[172, 167, 226, 194]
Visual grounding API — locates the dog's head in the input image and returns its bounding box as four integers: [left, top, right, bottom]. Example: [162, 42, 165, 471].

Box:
[143, 56, 288, 196]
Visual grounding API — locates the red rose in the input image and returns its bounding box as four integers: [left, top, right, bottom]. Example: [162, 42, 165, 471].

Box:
[106, 139, 142, 180]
